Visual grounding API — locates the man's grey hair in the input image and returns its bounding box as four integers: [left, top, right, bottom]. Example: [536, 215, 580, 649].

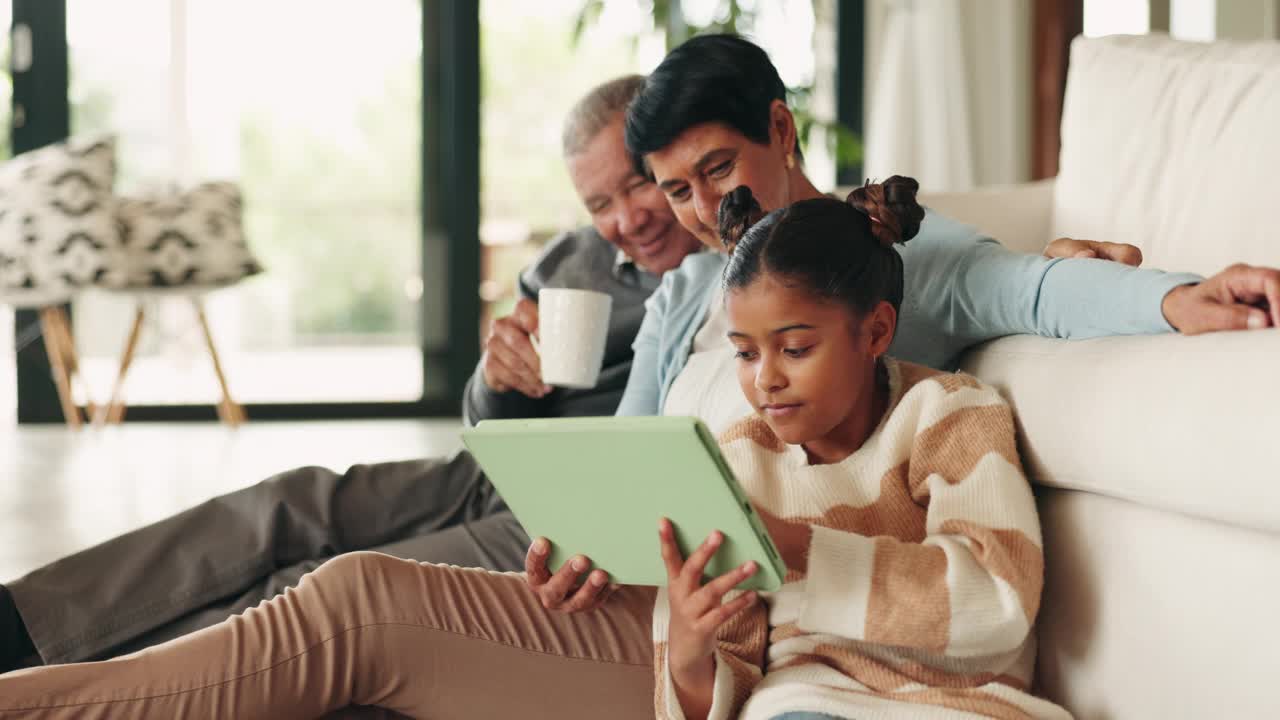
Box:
[561, 74, 646, 158]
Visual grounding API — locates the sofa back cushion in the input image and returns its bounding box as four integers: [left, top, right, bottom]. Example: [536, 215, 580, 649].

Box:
[1053, 34, 1280, 276]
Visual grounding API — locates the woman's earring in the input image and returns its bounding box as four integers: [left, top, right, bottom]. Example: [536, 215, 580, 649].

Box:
[785, 153, 796, 170]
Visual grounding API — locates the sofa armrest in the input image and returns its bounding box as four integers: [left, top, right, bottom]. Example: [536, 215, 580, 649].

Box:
[919, 178, 1056, 255]
[959, 330, 1280, 535]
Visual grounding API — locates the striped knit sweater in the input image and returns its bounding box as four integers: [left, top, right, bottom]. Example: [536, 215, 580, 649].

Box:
[652, 358, 1071, 720]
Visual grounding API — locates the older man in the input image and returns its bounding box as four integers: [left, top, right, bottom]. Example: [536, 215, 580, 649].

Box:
[0, 75, 703, 671]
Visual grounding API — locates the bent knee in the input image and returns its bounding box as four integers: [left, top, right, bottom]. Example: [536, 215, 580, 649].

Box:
[303, 552, 419, 605]
[311, 551, 407, 584]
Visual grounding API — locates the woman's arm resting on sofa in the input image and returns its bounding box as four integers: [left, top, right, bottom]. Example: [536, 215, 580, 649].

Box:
[909, 229, 1203, 342]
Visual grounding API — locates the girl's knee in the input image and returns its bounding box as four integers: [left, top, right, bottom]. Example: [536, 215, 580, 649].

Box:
[313, 551, 404, 583]
[303, 552, 416, 605]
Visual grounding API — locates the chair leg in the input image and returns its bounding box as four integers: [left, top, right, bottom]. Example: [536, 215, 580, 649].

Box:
[39, 307, 82, 429]
[96, 304, 146, 425]
[48, 306, 96, 420]
[193, 298, 245, 426]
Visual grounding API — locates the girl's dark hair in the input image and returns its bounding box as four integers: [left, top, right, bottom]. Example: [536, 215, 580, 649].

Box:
[718, 177, 925, 318]
[624, 34, 793, 178]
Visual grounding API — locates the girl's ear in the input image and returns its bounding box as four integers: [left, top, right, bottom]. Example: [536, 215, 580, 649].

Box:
[866, 301, 897, 358]
[768, 99, 798, 162]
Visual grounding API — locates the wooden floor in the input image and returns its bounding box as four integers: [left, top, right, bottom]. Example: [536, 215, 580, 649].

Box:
[0, 418, 463, 582]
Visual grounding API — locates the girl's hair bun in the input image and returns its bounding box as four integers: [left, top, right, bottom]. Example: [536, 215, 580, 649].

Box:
[717, 185, 766, 250]
[846, 175, 924, 248]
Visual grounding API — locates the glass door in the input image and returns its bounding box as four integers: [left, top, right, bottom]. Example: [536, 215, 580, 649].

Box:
[66, 0, 426, 407]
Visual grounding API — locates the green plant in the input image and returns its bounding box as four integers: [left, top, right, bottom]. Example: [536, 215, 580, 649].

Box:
[572, 0, 747, 50]
[786, 84, 864, 171]
[571, 0, 862, 172]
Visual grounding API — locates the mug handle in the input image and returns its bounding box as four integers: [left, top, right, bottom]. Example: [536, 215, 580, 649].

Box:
[528, 331, 551, 388]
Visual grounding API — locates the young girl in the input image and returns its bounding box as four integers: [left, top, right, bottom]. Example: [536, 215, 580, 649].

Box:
[652, 180, 1067, 720]
[0, 180, 1066, 720]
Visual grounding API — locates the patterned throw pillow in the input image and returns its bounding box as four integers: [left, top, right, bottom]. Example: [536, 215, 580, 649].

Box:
[116, 181, 262, 288]
[0, 135, 126, 306]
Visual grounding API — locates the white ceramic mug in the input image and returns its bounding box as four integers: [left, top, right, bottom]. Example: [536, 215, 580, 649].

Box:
[533, 288, 613, 389]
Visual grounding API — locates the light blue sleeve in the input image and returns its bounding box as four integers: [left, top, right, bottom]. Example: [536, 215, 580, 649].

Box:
[615, 279, 668, 417]
[889, 212, 1204, 368]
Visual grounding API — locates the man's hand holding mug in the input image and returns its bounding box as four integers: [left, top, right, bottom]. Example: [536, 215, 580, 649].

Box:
[481, 298, 551, 398]
[481, 289, 613, 397]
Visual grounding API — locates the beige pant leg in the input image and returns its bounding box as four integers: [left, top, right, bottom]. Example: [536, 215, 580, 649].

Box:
[0, 552, 657, 719]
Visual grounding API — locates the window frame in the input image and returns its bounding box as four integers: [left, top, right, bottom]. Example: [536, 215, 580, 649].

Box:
[11, 0, 481, 423]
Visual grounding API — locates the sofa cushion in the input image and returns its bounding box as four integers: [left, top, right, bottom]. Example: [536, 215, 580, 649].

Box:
[0, 135, 126, 306]
[959, 331, 1280, 535]
[116, 181, 261, 289]
[919, 179, 1055, 256]
[1054, 35, 1280, 277]
[1035, 486, 1280, 719]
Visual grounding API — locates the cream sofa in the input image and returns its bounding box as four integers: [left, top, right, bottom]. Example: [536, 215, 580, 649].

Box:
[925, 35, 1280, 719]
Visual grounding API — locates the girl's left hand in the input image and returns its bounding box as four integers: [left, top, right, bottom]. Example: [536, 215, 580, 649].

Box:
[524, 537, 614, 613]
[658, 518, 759, 678]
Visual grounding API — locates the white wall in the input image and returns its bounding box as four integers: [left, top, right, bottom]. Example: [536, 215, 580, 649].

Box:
[1214, 0, 1280, 40]
[1160, 0, 1280, 41]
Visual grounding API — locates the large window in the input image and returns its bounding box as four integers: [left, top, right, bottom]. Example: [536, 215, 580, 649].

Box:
[477, 0, 663, 324]
[7, 0, 837, 423]
[67, 0, 425, 405]
[477, 0, 826, 325]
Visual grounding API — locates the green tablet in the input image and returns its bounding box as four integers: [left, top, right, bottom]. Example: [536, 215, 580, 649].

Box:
[461, 416, 786, 592]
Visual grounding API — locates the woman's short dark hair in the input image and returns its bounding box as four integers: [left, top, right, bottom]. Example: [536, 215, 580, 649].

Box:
[624, 34, 791, 178]
[718, 177, 926, 320]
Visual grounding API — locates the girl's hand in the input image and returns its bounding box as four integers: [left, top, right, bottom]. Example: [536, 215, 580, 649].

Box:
[658, 517, 759, 713]
[524, 537, 614, 613]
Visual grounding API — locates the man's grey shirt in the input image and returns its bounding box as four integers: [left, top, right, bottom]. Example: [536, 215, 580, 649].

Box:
[462, 226, 661, 423]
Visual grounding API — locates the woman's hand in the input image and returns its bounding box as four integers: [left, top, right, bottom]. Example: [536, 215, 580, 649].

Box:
[659, 518, 759, 719]
[1161, 263, 1280, 333]
[1044, 237, 1143, 266]
[524, 537, 614, 613]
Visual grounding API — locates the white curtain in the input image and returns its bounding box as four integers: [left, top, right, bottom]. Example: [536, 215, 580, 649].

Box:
[864, 0, 976, 192]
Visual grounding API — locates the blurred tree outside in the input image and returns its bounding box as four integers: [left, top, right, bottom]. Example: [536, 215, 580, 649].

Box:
[237, 57, 420, 343]
[477, 0, 663, 323]
[573, 0, 862, 175]
[67, 0, 424, 353]
[51, 1, 861, 367]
